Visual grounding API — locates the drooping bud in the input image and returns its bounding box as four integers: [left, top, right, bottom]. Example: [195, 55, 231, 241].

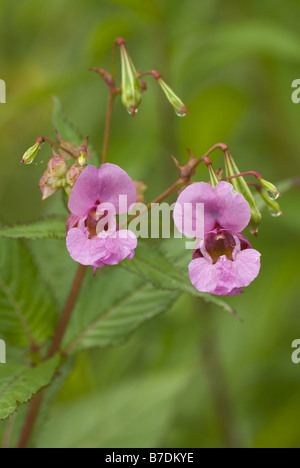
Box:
[157, 78, 188, 117]
[20, 137, 44, 165]
[257, 189, 283, 217]
[66, 164, 82, 188]
[134, 181, 148, 203]
[118, 39, 142, 115]
[77, 145, 90, 166]
[39, 172, 59, 200]
[258, 177, 280, 200]
[39, 152, 69, 200]
[225, 151, 262, 235]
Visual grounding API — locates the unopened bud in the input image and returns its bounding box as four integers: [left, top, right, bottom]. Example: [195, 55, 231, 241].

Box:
[119, 41, 142, 115]
[20, 137, 43, 165]
[58, 141, 77, 160]
[48, 154, 68, 177]
[258, 177, 280, 200]
[66, 164, 82, 187]
[157, 78, 188, 117]
[78, 152, 86, 167]
[39, 173, 58, 200]
[225, 151, 262, 235]
[257, 189, 283, 218]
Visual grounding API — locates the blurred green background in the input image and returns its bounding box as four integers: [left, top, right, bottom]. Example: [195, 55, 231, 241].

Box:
[1, 0, 300, 448]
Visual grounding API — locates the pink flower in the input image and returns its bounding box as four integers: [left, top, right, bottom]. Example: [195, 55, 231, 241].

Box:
[66, 164, 137, 271]
[173, 182, 261, 296]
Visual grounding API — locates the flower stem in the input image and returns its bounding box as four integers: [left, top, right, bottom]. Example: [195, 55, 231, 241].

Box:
[222, 171, 262, 182]
[39, 136, 74, 158]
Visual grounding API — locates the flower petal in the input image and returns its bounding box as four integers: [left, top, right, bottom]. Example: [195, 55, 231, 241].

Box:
[173, 182, 215, 237]
[215, 182, 251, 233]
[173, 181, 251, 238]
[68, 164, 137, 217]
[97, 164, 137, 214]
[68, 165, 102, 217]
[101, 230, 137, 265]
[231, 248, 261, 288]
[66, 227, 108, 266]
[189, 249, 261, 296]
[66, 214, 80, 232]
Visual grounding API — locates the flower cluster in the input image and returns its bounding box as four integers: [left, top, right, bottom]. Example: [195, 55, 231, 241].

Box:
[39, 142, 91, 200]
[174, 182, 261, 296]
[66, 164, 137, 273]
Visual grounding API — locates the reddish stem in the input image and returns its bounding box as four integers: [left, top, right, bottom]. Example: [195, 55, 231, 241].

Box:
[222, 171, 262, 182]
[138, 70, 162, 80]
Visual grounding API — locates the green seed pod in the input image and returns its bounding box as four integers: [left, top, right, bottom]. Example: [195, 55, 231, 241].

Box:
[120, 42, 142, 115]
[225, 151, 262, 235]
[157, 78, 188, 117]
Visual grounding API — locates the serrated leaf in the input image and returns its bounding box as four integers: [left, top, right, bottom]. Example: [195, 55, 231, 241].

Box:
[52, 97, 99, 166]
[0, 239, 57, 348]
[0, 217, 66, 241]
[0, 355, 60, 421]
[121, 241, 236, 316]
[62, 267, 179, 354]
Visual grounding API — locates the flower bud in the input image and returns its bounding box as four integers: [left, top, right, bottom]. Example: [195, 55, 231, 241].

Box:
[258, 177, 280, 200]
[20, 137, 43, 165]
[39, 154, 68, 200]
[157, 78, 188, 117]
[119, 41, 142, 115]
[66, 164, 82, 187]
[257, 189, 283, 218]
[48, 154, 68, 177]
[39, 173, 59, 200]
[225, 151, 262, 235]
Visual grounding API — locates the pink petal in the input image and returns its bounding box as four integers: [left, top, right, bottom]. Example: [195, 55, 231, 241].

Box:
[189, 249, 261, 296]
[66, 214, 80, 232]
[215, 182, 251, 233]
[173, 183, 215, 237]
[66, 228, 109, 266]
[97, 164, 137, 214]
[67, 228, 137, 269]
[68, 164, 137, 217]
[231, 249, 261, 288]
[101, 230, 137, 265]
[68, 165, 103, 217]
[173, 181, 251, 238]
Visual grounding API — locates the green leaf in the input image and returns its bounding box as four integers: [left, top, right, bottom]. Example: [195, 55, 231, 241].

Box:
[0, 217, 66, 241]
[63, 267, 179, 354]
[121, 240, 236, 317]
[52, 97, 99, 166]
[36, 368, 188, 448]
[0, 355, 60, 421]
[0, 239, 57, 348]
